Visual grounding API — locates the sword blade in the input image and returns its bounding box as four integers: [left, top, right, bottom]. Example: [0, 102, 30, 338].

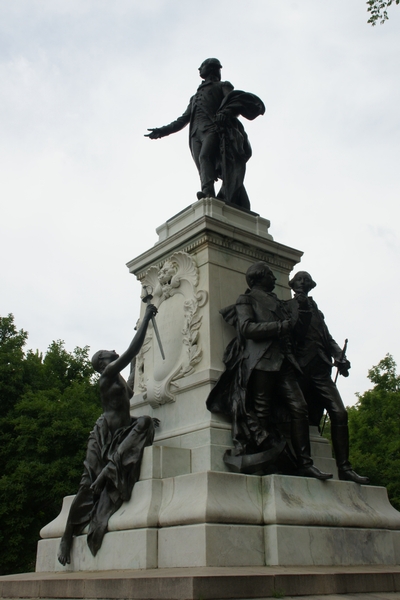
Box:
[151, 316, 165, 360]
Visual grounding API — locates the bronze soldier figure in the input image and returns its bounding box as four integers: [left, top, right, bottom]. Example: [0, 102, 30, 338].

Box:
[288, 271, 369, 484]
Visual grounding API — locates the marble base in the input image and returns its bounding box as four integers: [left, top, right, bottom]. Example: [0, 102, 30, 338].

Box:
[37, 467, 400, 571]
[37, 522, 400, 572]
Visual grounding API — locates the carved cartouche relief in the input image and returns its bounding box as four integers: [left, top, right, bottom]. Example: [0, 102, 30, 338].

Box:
[135, 251, 207, 408]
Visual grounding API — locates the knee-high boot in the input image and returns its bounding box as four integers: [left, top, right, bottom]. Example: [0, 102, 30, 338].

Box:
[331, 424, 369, 484]
[291, 418, 332, 480]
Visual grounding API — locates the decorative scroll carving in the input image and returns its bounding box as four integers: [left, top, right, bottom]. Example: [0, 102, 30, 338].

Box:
[135, 251, 208, 408]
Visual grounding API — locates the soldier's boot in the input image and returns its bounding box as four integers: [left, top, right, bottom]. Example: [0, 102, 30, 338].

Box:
[331, 424, 370, 484]
[197, 179, 216, 199]
[292, 418, 333, 480]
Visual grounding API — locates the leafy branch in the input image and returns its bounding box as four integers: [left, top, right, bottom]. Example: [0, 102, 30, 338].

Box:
[367, 0, 399, 25]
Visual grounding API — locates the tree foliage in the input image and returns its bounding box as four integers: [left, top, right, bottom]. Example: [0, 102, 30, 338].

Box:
[0, 315, 28, 417]
[347, 354, 400, 509]
[367, 0, 400, 25]
[0, 315, 101, 575]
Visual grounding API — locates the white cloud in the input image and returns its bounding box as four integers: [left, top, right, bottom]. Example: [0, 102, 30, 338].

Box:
[1, 0, 399, 400]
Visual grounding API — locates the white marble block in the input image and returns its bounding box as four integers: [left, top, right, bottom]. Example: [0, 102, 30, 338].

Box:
[158, 471, 263, 527]
[264, 524, 400, 566]
[262, 476, 400, 529]
[158, 523, 265, 568]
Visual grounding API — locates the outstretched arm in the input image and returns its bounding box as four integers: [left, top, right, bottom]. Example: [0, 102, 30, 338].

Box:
[145, 102, 192, 139]
[104, 304, 157, 377]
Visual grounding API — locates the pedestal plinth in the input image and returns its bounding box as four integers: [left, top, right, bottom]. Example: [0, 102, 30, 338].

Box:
[37, 455, 400, 571]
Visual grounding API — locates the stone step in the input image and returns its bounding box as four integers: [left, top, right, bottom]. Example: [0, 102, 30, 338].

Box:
[1, 566, 400, 599]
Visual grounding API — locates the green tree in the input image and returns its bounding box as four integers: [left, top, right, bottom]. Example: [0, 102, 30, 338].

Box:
[0, 316, 101, 575]
[0, 315, 28, 417]
[347, 354, 400, 509]
[367, 0, 400, 25]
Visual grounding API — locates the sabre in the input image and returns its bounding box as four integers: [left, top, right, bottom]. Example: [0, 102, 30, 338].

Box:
[141, 285, 165, 360]
[334, 338, 349, 384]
[321, 338, 348, 435]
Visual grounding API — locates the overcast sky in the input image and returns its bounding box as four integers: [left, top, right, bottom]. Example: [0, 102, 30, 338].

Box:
[1, 1, 399, 405]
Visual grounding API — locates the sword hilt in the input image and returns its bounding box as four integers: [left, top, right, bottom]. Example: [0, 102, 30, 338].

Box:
[141, 286, 165, 360]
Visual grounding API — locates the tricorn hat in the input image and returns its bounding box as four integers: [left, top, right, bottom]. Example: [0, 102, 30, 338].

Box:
[199, 58, 223, 70]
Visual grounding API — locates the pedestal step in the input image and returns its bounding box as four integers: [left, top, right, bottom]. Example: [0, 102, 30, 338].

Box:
[3, 566, 400, 599]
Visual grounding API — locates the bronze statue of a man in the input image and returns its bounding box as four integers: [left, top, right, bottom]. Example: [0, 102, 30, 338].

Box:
[207, 261, 332, 480]
[288, 271, 369, 484]
[146, 58, 265, 210]
[58, 304, 159, 565]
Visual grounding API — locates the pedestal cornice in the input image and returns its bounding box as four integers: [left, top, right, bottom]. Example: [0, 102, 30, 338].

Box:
[126, 198, 302, 279]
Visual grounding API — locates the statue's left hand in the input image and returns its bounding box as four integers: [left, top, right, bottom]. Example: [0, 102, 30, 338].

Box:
[214, 113, 226, 131]
[152, 418, 160, 428]
[215, 112, 227, 125]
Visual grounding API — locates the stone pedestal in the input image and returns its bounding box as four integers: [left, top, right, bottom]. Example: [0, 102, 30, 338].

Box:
[36, 198, 400, 572]
[126, 197, 302, 471]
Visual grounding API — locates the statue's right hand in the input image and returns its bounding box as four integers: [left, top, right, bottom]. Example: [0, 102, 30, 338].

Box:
[145, 128, 163, 139]
[295, 293, 309, 310]
[281, 319, 291, 334]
